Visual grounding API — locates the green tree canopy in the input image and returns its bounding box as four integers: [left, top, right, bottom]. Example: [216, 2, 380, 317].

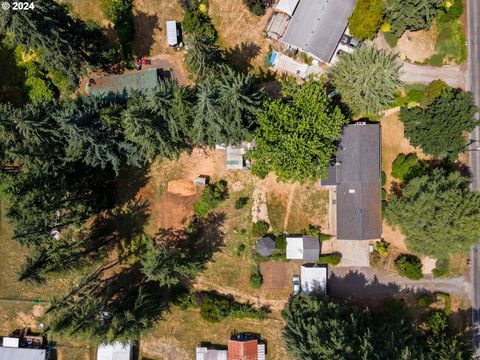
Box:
[349, 0, 384, 40]
[250, 78, 347, 182]
[386, 169, 480, 258]
[385, 0, 444, 37]
[282, 294, 471, 360]
[329, 46, 401, 115]
[400, 89, 478, 159]
[185, 34, 222, 77]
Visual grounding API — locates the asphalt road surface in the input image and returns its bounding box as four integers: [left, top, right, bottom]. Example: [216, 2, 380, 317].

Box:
[467, 0, 480, 355]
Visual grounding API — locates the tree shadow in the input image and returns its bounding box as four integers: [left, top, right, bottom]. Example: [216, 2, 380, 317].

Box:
[225, 42, 261, 74]
[133, 11, 159, 57]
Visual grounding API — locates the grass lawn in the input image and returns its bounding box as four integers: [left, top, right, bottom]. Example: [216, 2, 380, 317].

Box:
[436, 12, 467, 64]
[141, 306, 289, 360]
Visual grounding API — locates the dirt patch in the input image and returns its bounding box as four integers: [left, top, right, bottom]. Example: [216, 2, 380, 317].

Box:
[421, 256, 437, 274]
[261, 262, 288, 290]
[396, 27, 438, 63]
[252, 181, 270, 226]
[381, 111, 429, 193]
[157, 192, 197, 230]
[167, 179, 196, 196]
[382, 221, 408, 253]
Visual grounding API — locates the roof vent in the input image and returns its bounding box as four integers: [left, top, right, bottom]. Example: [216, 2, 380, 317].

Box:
[349, 189, 356, 193]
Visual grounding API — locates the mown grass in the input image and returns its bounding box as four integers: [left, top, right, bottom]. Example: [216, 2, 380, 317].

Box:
[435, 12, 467, 64]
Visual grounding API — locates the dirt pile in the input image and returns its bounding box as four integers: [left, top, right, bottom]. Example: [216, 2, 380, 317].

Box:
[167, 179, 196, 196]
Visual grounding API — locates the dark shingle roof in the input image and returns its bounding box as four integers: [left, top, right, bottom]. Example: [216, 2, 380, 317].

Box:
[256, 237, 275, 257]
[323, 124, 382, 240]
[281, 0, 356, 63]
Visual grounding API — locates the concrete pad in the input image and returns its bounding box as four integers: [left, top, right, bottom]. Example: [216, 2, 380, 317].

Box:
[336, 240, 371, 267]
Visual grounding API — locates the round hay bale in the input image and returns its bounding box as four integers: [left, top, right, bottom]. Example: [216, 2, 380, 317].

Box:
[167, 179, 196, 196]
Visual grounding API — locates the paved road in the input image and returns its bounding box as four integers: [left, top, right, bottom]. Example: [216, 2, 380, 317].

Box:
[466, 0, 480, 355]
[400, 62, 465, 88]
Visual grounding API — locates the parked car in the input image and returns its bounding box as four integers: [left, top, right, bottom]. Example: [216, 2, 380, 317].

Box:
[340, 34, 363, 49]
[292, 275, 301, 295]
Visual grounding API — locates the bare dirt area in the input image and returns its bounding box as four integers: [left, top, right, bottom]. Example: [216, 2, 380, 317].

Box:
[382, 221, 408, 253]
[209, 0, 274, 71]
[381, 111, 429, 193]
[396, 27, 438, 63]
[158, 192, 197, 230]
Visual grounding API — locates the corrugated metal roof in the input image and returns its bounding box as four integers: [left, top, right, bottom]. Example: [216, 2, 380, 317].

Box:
[281, 0, 356, 63]
[166, 21, 178, 46]
[227, 339, 258, 360]
[91, 69, 160, 98]
[0, 347, 46, 360]
[275, 0, 300, 16]
[196, 347, 228, 360]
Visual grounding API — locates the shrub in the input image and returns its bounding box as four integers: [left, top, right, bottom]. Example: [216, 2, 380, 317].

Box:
[432, 258, 449, 278]
[375, 239, 390, 257]
[444, 0, 464, 20]
[182, 8, 217, 40]
[304, 224, 320, 237]
[391, 153, 425, 182]
[425, 80, 449, 100]
[426, 310, 448, 332]
[319, 234, 332, 242]
[234, 243, 246, 257]
[394, 254, 423, 280]
[384, 32, 399, 48]
[243, 0, 273, 15]
[100, 0, 134, 60]
[275, 235, 286, 252]
[381, 171, 387, 186]
[418, 294, 433, 308]
[436, 292, 452, 315]
[249, 265, 263, 289]
[348, 0, 384, 40]
[235, 196, 249, 210]
[252, 220, 270, 237]
[198, 292, 268, 322]
[436, 11, 467, 64]
[318, 253, 341, 265]
[382, 188, 387, 201]
[193, 180, 228, 216]
[428, 54, 444, 67]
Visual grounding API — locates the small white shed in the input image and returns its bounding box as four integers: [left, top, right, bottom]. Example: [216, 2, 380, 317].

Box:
[97, 342, 131, 360]
[166, 20, 178, 46]
[275, 0, 300, 16]
[301, 264, 327, 295]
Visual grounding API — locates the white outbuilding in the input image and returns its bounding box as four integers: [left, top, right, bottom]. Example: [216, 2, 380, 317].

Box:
[301, 264, 327, 295]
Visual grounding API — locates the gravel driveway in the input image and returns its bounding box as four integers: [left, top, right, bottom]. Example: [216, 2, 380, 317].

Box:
[400, 62, 465, 88]
[328, 267, 469, 307]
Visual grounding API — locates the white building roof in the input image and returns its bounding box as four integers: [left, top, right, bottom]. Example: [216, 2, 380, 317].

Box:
[286, 235, 320, 260]
[166, 20, 178, 46]
[196, 347, 228, 360]
[275, 0, 300, 16]
[301, 265, 327, 295]
[0, 347, 46, 360]
[2, 337, 19, 348]
[97, 343, 131, 360]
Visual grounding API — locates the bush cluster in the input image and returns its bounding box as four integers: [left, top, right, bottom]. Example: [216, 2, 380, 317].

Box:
[193, 181, 228, 216]
[317, 253, 341, 265]
[432, 258, 449, 278]
[243, 0, 273, 16]
[394, 254, 423, 280]
[100, 0, 134, 60]
[235, 196, 249, 210]
[391, 153, 426, 183]
[252, 220, 270, 237]
[418, 294, 433, 308]
[182, 1, 217, 40]
[198, 292, 268, 322]
[249, 265, 263, 289]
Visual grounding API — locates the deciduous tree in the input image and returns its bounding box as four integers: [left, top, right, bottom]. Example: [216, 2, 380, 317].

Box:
[250, 78, 347, 182]
[349, 0, 384, 40]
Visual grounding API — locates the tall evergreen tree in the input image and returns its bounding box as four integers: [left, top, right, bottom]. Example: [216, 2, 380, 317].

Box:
[329, 46, 401, 115]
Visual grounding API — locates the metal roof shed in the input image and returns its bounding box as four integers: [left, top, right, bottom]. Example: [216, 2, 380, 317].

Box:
[275, 0, 300, 16]
[256, 237, 275, 257]
[97, 343, 131, 360]
[0, 348, 47, 360]
[286, 235, 319, 260]
[301, 264, 327, 295]
[166, 21, 178, 46]
[196, 347, 227, 360]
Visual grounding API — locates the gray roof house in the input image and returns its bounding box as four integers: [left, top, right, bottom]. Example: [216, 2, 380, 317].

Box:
[321, 123, 382, 241]
[281, 0, 356, 63]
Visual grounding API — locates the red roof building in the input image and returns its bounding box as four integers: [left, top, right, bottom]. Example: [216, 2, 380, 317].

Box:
[227, 339, 258, 360]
